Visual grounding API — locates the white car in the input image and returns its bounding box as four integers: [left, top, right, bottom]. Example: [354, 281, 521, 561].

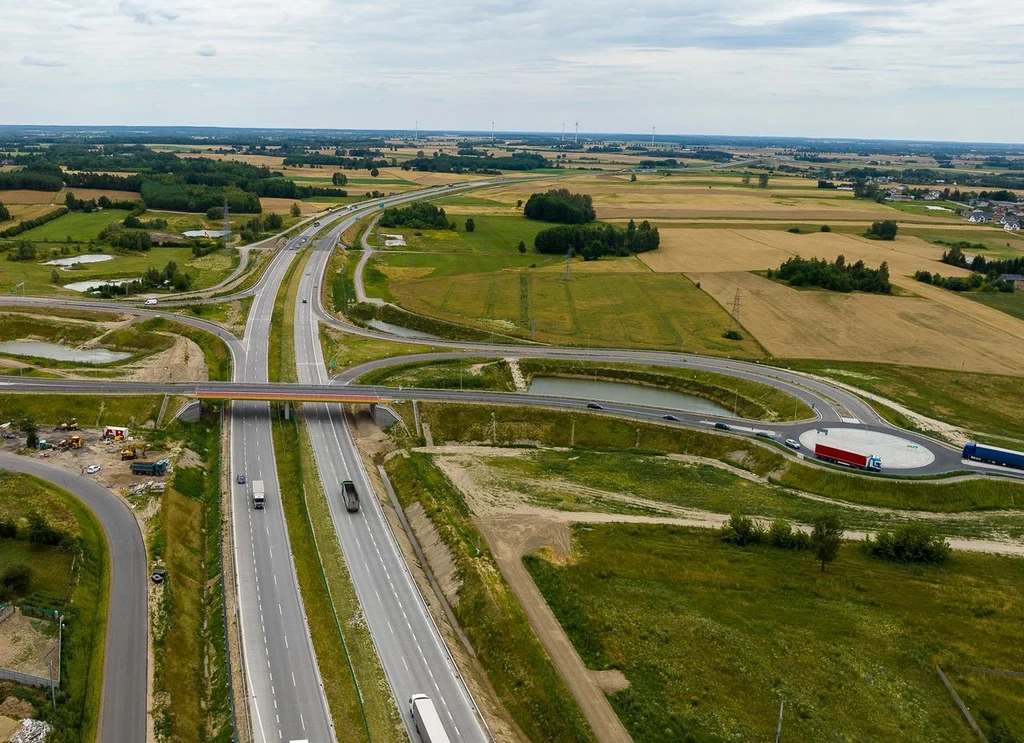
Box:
[785, 439, 801, 450]
[86, 464, 101, 474]
[144, 299, 158, 305]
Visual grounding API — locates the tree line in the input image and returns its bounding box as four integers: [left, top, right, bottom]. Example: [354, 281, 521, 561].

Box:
[401, 152, 550, 173]
[941, 244, 1024, 277]
[914, 270, 1014, 293]
[0, 206, 68, 239]
[523, 189, 596, 224]
[768, 254, 892, 293]
[534, 219, 660, 260]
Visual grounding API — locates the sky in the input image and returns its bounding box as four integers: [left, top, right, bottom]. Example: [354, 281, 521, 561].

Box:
[2, 0, 1022, 143]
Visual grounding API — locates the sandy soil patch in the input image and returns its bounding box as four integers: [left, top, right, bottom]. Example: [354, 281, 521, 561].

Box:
[692, 271, 1024, 375]
[0, 715, 21, 741]
[593, 670, 630, 693]
[0, 609, 59, 680]
[405, 502, 462, 606]
[0, 696, 35, 718]
[121, 335, 209, 383]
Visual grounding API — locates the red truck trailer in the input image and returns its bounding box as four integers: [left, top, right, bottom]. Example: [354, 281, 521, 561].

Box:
[814, 443, 881, 472]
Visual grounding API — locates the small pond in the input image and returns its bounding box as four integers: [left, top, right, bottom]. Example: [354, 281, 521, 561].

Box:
[64, 278, 140, 293]
[528, 376, 732, 416]
[42, 254, 114, 267]
[0, 341, 130, 363]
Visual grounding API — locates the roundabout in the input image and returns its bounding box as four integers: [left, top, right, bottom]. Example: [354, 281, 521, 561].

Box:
[798, 427, 936, 470]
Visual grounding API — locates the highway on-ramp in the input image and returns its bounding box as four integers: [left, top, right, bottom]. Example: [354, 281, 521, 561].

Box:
[0, 453, 147, 743]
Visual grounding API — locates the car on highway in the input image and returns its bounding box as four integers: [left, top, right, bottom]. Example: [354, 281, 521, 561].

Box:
[586, 402, 603, 410]
[714, 422, 731, 431]
[663, 414, 679, 422]
[237, 474, 246, 484]
[144, 299, 158, 305]
[86, 464, 101, 474]
[785, 439, 801, 450]
[302, 299, 308, 303]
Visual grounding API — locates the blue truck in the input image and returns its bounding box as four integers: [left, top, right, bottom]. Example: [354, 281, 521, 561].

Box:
[962, 442, 1024, 471]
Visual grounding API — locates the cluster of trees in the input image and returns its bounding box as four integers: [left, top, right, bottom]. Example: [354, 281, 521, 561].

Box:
[720, 513, 844, 572]
[523, 189, 596, 224]
[769, 254, 892, 293]
[239, 212, 285, 242]
[64, 171, 143, 191]
[0, 201, 9, 222]
[840, 166, 1024, 192]
[865, 220, 898, 240]
[0, 162, 64, 191]
[942, 244, 1024, 276]
[95, 260, 193, 297]
[916, 269, 1015, 293]
[863, 523, 950, 564]
[401, 152, 550, 173]
[139, 181, 262, 214]
[534, 219, 660, 260]
[0, 206, 68, 239]
[379, 202, 451, 230]
[282, 153, 389, 170]
[0, 511, 70, 547]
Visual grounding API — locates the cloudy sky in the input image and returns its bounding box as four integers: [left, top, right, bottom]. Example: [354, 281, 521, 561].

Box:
[2, 0, 1022, 142]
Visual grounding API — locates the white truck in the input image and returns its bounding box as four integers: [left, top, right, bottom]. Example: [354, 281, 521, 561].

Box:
[409, 694, 450, 743]
[251, 479, 265, 509]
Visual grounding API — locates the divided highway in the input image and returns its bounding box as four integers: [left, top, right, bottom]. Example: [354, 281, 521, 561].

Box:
[0, 453, 147, 743]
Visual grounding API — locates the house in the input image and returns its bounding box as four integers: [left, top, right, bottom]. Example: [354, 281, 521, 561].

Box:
[887, 193, 914, 202]
[1001, 274, 1024, 290]
[923, 190, 943, 201]
[968, 210, 994, 223]
[1004, 219, 1021, 232]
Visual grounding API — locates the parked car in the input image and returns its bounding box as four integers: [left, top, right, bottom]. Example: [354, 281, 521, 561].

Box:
[86, 464, 101, 474]
[237, 474, 246, 484]
[714, 422, 731, 431]
[785, 439, 801, 450]
[663, 414, 679, 422]
[586, 402, 603, 410]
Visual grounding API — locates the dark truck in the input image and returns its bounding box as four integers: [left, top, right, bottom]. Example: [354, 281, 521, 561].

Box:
[343, 480, 360, 512]
[130, 458, 170, 476]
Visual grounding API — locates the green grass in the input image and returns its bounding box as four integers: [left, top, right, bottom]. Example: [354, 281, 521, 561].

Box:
[271, 409, 394, 742]
[964, 290, 1024, 322]
[779, 360, 1024, 443]
[373, 215, 547, 255]
[525, 523, 1024, 743]
[319, 325, 434, 373]
[385, 452, 596, 743]
[267, 249, 307, 384]
[942, 669, 1024, 742]
[0, 472, 108, 742]
[358, 358, 516, 391]
[150, 417, 232, 743]
[375, 253, 765, 356]
[179, 296, 253, 338]
[0, 393, 163, 429]
[15, 210, 133, 242]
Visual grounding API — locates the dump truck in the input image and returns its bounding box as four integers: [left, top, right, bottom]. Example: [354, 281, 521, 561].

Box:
[814, 443, 881, 472]
[131, 458, 170, 476]
[251, 479, 266, 509]
[962, 442, 1024, 471]
[343, 480, 359, 513]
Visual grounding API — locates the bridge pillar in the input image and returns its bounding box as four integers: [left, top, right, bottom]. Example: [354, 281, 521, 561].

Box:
[370, 403, 402, 430]
[284, 401, 290, 420]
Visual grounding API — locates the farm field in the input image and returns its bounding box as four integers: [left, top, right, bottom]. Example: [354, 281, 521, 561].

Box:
[525, 523, 1024, 743]
[375, 252, 764, 355]
[1, 203, 64, 224]
[373, 214, 547, 254]
[14, 209, 133, 242]
[966, 290, 1024, 322]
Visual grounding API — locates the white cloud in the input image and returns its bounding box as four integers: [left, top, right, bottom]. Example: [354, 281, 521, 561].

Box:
[21, 54, 68, 68]
[1, 0, 1022, 141]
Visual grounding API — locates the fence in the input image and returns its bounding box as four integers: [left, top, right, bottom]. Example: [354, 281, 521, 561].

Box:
[0, 607, 61, 690]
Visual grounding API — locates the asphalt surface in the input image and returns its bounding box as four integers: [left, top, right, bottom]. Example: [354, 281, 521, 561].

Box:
[0, 453, 147, 743]
[297, 217, 490, 742]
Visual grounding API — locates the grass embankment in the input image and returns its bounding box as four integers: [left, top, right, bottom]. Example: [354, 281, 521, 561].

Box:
[347, 301, 515, 344]
[0, 471, 108, 743]
[781, 361, 1024, 443]
[0, 313, 175, 368]
[149, 417, 232, 743]
[180, 297, 254, 338]
[267, 249, 308, 384]
[271, 408, 400, 741]
[526, 523, 1024, 743]
[319, 326, 434, 374]
[409, 403, 1024, 515]
[384, 452, 596, 743]
[0, 393, 163, 429]
[327, 248, 358, 316]
[358, 358, 516, 391]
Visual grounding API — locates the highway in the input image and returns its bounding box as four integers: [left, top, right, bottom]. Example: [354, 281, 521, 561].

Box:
[295, 214, 489, 741]
[0, 453, 147, 743]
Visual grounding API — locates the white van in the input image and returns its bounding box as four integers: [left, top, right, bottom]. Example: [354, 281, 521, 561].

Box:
[144, 299, 158, 305]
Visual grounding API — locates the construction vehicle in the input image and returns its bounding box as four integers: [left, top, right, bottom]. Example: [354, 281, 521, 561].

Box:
[121, 444, 138, 460]
[343, 480, 360, 513]
[55, 418, 80, 431]
[36, 439, 53, 450]
[58, 434, 84, 450]
[130, 458, 170, 476]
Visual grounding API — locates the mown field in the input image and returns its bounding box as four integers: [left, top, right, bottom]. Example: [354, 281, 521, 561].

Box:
[15, 209, 133, 242]
[372, 214, 545, 254]
[525, 524, 1024, 743]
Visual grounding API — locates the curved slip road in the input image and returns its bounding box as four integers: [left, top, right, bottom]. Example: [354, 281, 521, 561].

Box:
[0, 453, 147, 743]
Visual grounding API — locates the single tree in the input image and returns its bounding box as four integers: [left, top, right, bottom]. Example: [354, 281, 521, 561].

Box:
[630, 173, 637, 182]
[51, 269, 61, 284]
[370, 167, 380, 177]
[811, 513, 843, 572]
[290, 202, 301, 218]
[331, 172, 348, 186]
[741, 174, 751, 186]
[465, 218, 475, 232]
[0, 201, 10, 222]
[758, 173, 770, 188]
[518, 240, 526, 254]
[516, 199, 523, 208]
[19, 418, 38, 449]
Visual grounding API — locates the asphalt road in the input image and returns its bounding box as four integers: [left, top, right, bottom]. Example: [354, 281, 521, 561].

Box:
[297, 217, 490, 742]
[0, 453, 147, 743]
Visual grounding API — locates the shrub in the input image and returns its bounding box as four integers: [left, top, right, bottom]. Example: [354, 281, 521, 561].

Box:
[865, 220, 898, 241]
[787, 227, 803, 234]
[1, 564, 32, 594]
[720, 513, 764, 546]
[0, 518, 17, 538]
[821, 225, 832, 232]
[722, 329, 743, 341]
[26, 512, 67, 547]
[768, 519, 810, 550]
[863, 523, 951, 564]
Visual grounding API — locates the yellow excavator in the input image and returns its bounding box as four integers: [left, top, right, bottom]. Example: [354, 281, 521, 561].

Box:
[58, 434, 84, 450]
[121, 442, 146, 460]
[55, 418, 81, 432]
